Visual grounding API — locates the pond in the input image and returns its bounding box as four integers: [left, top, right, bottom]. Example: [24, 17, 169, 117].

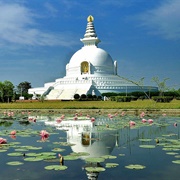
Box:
[0, 111, 180, 180]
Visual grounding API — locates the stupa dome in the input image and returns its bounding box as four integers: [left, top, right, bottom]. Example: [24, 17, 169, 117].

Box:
[68, 46, 114, 69]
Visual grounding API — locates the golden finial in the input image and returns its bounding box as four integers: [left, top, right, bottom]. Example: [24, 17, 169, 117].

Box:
[87, 15, 94, 22]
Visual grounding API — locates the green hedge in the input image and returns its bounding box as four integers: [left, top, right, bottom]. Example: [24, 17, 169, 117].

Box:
[152, 96, 174, 103]
[110, 96, 131, 102]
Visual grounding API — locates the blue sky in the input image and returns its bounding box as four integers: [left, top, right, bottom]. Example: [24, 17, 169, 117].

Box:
[0, 0, 179, 89]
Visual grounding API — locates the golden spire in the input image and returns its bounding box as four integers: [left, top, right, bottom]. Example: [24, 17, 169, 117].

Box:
[87, 15, 94, 22]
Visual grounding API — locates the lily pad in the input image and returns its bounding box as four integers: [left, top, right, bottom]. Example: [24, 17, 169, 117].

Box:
[105, 163, 119, 168]
[6, 161, 24, 166]
[7, 152, 23, 156]
[44, 165, 68, 171]
[64, 155, 79, 160]
[139, 139, 152, 142]
[0, 149, 7, 152]
[85, 167, 105, 172]
[175, 155, 180, 158]
[24, 157, 43, 161]
[119, 154, 125, 156]
[139, 145, 156, 148]
[51, 148, 65, 152]
[172, 160, 180, 164]
[14, 148, 29, 152]
[71, 152, 90, 156]
[166, 152, 178, 155]
[101, 155, 117, 159]
[125, 164, 146, 170]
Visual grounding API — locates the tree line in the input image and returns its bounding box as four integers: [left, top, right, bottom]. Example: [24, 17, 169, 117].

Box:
[0, 81, 32, 102]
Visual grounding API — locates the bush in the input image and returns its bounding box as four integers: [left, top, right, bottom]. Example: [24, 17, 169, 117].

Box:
[111, 96, 131, 102]
[110, 96, 116, 101]
[80, 94, 87, 101]
[117, 96, 131, 102]
[87, 94, 92, 100]
[74, 94, 80, 100]
[152, 96, 174, 103]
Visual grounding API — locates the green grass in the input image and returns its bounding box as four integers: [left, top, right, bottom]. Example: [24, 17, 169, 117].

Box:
[0, 99, 179, 109]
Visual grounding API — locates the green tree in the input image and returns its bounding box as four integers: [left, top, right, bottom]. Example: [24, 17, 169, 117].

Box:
[17, 81, 32, 95]
[1, 80, 14, 102]
[0, 82, 4, 102]
[151, 77, 169, 96]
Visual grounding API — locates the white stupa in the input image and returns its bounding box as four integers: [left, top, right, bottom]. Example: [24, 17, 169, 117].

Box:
[28, 15, 157, 100]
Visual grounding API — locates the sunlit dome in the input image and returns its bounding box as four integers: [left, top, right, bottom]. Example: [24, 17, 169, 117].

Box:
[67, 46, 114, 76]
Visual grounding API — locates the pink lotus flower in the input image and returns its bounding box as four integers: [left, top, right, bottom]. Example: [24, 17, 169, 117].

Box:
[56, 118, 62, 123]
[61, 115, 65, 120]
[162, 113, 166, 117]
[0, 137, 7, 144]
[129, 121, 136, 126]
[142, 119, 147, 123]
[148, 119, 153, 124]
[121, 111, 125, 116]
[91, 117, 95, 122]
[140, 112, 145, 118]
[40, 130, 49, 138]
[10, 130, 16, 135]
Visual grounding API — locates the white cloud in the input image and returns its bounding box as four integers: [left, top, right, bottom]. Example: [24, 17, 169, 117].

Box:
[0, 1, 78, 48]
[138, 0, 180, 40]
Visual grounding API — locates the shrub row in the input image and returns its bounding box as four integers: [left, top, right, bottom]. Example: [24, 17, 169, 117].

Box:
[152, 96, 174, 103]
[110, 96, 132, 102]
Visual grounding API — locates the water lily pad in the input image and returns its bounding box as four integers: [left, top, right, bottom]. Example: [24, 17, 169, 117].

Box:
[119, 154, 125, 156]
[44, 165, 68, 170]
[53, 142, 75, 146]
[24, 157, 43, 161]
[51, 148, 65, 152]
[85, 157, 105, 163]
[6, 161, 24, 166]
[85, 167, 105, 172]
[25, 153, 39, 156]
[172, 160, 180, 164]
[14, 148, 29, 152]
[139, 139, 152, 142]
[125, 164, 146, 169]
[175, 155, 180, 158]
[7, 152, 23, 156]
[64, 155, 79, 160]
[39, 152, 56, 156]
[70, 152, 90, 156]
[105, 163, 119, 168]
[166, 152, 178, 155]
[0, 149, 7, 152]
[139, 145, 156, 148]
[101, 155, 117, 159]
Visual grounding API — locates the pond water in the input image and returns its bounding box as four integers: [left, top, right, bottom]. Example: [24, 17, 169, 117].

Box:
[0, 112, 180, 180]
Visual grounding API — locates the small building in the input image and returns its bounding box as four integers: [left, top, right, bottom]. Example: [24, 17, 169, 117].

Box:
[28, 15, 158, 100]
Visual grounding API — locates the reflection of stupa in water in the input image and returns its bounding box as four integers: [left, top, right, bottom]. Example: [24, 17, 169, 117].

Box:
[28, 15, 158, 100]
[45, 118, 119, 180]
[45, 118, 119, 158]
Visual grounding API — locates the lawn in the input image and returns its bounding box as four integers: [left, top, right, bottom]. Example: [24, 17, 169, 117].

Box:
[0, 99, 179, 110]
